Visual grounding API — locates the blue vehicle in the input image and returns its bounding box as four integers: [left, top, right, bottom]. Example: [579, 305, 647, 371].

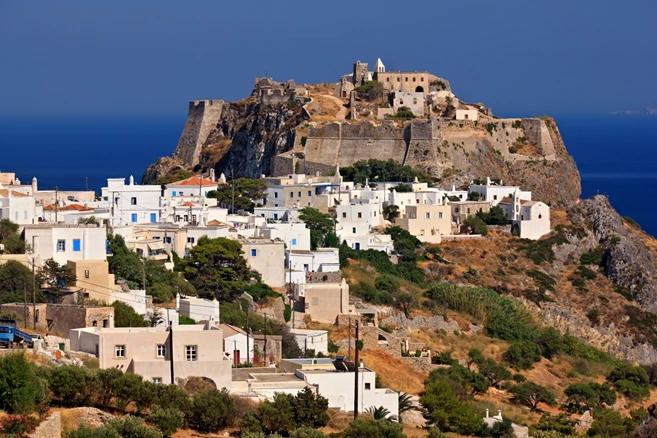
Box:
[0, 319, 34, 348]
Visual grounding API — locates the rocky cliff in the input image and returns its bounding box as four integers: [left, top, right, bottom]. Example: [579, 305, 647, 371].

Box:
[143, 84, 580, 208]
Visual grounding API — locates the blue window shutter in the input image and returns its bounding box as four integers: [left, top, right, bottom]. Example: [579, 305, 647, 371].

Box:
[291, 238, 297, 246]
[73, 239, 81, 251]
[172, 191, 176, 196]
[273, 214, 278, 220]
[131, 213, 137, 222]
[251, 249, 257, 257]
[150, 213, 157, 222]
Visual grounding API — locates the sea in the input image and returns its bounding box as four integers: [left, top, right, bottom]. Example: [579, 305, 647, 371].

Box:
[1, 114, 656, 235]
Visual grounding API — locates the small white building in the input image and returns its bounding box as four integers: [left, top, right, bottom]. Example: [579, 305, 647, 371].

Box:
[101, 177, 163, 226]
[469, 178, 531, 206]
[337, 200, 384, 231]
[240, 238, 286, 288]
[498, 191, 551, 240]
[0, 188, 36, 225]
[340, 233, 394, 253]
[287, 248, 340, 273]
[165, 175, 218, 204]
[258, 222, 311, 252]
[456, 109, 478, 121]
[289, 329, 329, 355]
[176, 294, 220, 322]
[111, 289, 149, 315]
[69, 322, 232, 389]
[396, 204, 451, 244]
[220, 323, 254, 365]
[393, 91, 425, 116]
[280, 358, 399, 417]
[24, 223, 107, 267]
[254, 206, 300, 222]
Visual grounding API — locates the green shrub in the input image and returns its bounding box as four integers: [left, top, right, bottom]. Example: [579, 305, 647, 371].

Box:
[148, 406, 184, 437]
[342, 418, 405, 438]
[513, 373, 526, 383]
[607, 363, 651, 400]
[576, 265, 597, 280]
[186, 388, 236, 433]
[519, 225, 568, 264]
[48, 365, 95, 407]
[420, 378, 481, 434]
[505, 342, 542, 370]
[0, 353, 45, 414]
[463, 216, 488, 236]
[528, 270, 556, 291]
[580, 246, 605, 265]
[623, 216, 641, 229]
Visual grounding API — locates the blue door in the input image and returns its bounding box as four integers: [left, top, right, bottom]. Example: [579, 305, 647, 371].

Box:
[131, 213, 137, 223]
[355, 242, 360, 250]
[150, 213, 157, 222]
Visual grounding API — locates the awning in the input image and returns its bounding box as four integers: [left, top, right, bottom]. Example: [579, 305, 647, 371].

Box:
[147, 242, 165, 251]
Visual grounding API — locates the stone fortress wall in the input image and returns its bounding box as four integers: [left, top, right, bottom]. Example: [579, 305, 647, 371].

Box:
[173, 100, 225, 167]
[297, 117, 559, 178]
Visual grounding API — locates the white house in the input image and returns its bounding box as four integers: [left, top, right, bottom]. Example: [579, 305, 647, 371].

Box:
[289, 329, 329, 355]
[388, 189, 444, 215]
[258, 222, 311, 251]
[24, 223, 107, 266]
[469, 178, 531, 206]
[165, 175, 218, 205]
[254, 206, 300, 222]
[280, 358, 399, 417]
[220, 323, 254, 365]
[287, 248, 339, 273]
[337, 200, 383, 231]
[176, 294, 220, 322]
[111, 289, 149, 315]
[240, 238, 286, 288]
[498, 191, 551, 240]
[101, 177, 163, 226]
[340, 233, 394, 253]
[0, 188, 36, 225]
[456, 109, 479, 121]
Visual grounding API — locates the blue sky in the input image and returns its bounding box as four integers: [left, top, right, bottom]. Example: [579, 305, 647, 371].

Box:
[1, 1, 656, 117]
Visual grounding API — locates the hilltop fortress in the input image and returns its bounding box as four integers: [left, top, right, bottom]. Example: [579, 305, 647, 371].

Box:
[145, 58, 580, 206]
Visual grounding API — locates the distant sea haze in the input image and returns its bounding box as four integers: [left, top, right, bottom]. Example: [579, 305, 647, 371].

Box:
[1, 114, 656, 236]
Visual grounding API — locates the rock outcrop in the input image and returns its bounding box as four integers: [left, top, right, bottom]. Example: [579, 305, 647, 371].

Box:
[576, 196, 657, 312]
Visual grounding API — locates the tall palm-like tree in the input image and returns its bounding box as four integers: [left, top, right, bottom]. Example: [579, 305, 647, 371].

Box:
[397, 392, 417, 423]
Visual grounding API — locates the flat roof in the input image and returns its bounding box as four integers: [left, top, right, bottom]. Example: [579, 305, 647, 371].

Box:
[249, 373, 302, 383]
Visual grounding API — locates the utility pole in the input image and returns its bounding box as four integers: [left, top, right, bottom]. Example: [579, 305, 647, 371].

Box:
[168, 322, 175, 384]
[354, 320, 360, 420]
[141, 259, 146, 293]
[23, 285, 28, 329]
[85, 177, 89, 192]
[231, 168, 235, 214]
[348, 319, 351, 362]
[32, 259, 36, 330]
[54, 186, 59, 223]
[264, 313, 268, 366]
[246, 306, 250, 364]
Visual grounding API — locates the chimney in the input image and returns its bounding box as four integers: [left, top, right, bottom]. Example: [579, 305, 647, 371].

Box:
[485, 409, 489, 418]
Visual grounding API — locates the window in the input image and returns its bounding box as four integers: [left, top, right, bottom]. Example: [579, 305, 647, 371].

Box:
[464, 114, 469, 120]
[131, 197, 137, 205]
[56, 240, 65, 252]
[365, 383, 371, 390]
[165, 237, 171, 244]
[493, 195, 498, 200]
[157, 344, 166, 358]
[357, 212, 362, 218]
[84, 270, 90, 279]
[538, 214, 542, 219]
[298, 191, 301, 197]
[185, 345, 197, 361]
[290, 192, 294, 198]
[421, 77, 424, 82]
[312, 297, 319, 306]
[103, 319, 108, 328]
[115, 345, 125, 358]
[308, 190, 312, 197]
[150, 213, 157, 222]
[352, 227, 356, 234]
[342, 212, 346, 218]
[397, 77, 400, 82]
[273, 214, 278, 220]
[413, 98, 417, 104]
[291, 238, 297, 246]
[179, 192, 184, 196]
[73, 239, 81, 251]
[405, 77, 408, 82]
[420, 230, 425, 236]
[438, 212, 443, 219]
[92, 321, 97, 327]
[425, 213, 431, 219]
[251, 249, 257, 257]
[274, 192, 278, 198]
[413, 77, 416, 82]
[187, 237, 195, 243]
[386, 78, 389, 82]
[152, 377, 163, 384]
[172, 191, 176, 197]
[131, 213, 137, 223]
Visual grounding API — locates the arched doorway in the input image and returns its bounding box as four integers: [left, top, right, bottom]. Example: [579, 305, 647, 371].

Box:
[415, 86, 424, 93]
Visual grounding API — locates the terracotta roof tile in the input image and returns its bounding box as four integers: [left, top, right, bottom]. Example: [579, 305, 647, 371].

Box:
[0, 189, 30, 198]
[169, 176, 217, 187]
[43, 204, 93, 211]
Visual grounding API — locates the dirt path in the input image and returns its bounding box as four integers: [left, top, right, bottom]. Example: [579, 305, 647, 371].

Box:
[321, 94, 347, 120]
